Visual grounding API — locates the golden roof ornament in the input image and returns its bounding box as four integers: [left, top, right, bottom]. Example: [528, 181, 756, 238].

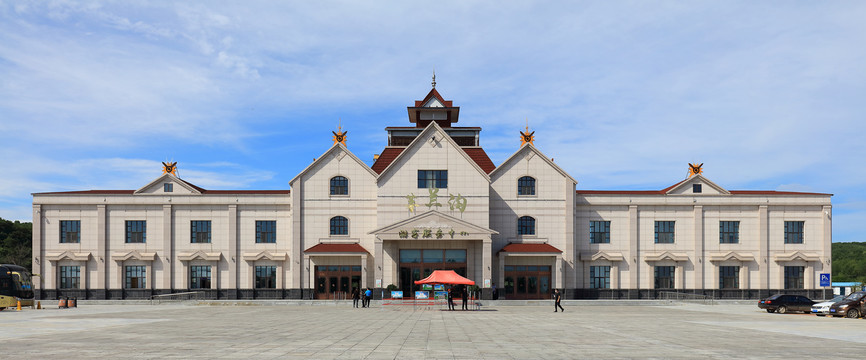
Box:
[688, 163, 703, 178]
[520, 124, 535, 146]
[162, 161, 177, 176]
[332, 124, 347, 146]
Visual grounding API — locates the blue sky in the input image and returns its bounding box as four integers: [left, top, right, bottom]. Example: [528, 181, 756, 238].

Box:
[1, 2, 864, 242]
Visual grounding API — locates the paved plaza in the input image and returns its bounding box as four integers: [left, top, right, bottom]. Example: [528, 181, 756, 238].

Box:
[2, 301, 866, 359]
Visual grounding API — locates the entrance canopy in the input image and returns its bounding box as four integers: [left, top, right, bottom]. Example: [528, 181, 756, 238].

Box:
[415, 270, 475, 285]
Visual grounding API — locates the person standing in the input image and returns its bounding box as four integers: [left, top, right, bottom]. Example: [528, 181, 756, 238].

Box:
[364, 288, 372, 308]
[461, 286, 469, 310]
[554, 289, 565, 312]
[352, 287, 360, 308]
[447, 287, 455, 311]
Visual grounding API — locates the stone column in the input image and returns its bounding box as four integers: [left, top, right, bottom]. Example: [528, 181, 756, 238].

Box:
[97, 204, 107, 297]
[498, 252, 506, 292]
[291, 182, 303, 295]
[374, 238, 383, 289]
[628, 205, 639, 289]
[740, 263, 749, 290]
[277, 262, 284, 289]
[611, 263, 620, 290]
[554, 255, 564, 290]
[361, 254, 368, 289]
[162, 204, 173, 291]
[822, 205, 832, 276]
[676, 263, 685, 290]
[228, 204, 238, 294]
[482, 238, 492, 289]
[758, 205, 769, 289]
[146, 262, 154, 290]
[32, 205, 42, 293]
[693, 206, 704, 289]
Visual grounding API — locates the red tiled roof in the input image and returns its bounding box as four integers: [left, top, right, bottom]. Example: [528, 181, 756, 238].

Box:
[33, 190, 136, 195]
[498, 243, 562, 253]
[728, 190, 832, 196]
[304, 243, 369, 253]
[33, 178, 290, 196]
[385, 126, 481, 130]
[371, 147, 495, 175]
[462, 148, 496, 174]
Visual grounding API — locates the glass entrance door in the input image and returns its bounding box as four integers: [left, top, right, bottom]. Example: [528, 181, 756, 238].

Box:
[315, 265, 362, 299]
[504, 265, 551, 300]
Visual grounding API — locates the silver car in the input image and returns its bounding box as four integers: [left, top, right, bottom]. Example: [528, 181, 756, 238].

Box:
[811, 294, 847, 316]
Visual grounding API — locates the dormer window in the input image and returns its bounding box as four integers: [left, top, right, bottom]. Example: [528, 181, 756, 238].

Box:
[693, 184, 702, 193]
[164, 183, 173, 192]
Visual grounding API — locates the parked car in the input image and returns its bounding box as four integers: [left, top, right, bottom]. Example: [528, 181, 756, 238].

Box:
[829, 291, 866, 318]
[811, 294, 847, 316]
[758, 294, 815, 314]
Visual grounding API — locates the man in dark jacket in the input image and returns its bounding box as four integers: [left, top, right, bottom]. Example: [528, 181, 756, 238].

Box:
[554, 289, 565, 312]
[461, 286, 469, 310]
[352, 288, 360, 308]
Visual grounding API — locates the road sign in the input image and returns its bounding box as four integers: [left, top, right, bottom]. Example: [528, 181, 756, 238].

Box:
[819, 273, 831, 287]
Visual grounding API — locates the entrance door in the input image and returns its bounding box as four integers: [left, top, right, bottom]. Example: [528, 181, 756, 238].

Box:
[504, 265, 551, 300]
[315, 265, 362, 299]
[399, 249, 467, 297]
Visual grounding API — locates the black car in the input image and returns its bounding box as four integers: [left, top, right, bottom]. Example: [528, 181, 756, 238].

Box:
[829, 291, 866, 318]
[758, 294, 815, 313]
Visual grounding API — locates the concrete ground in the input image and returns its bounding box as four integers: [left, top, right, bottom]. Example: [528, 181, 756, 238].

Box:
[1, 301, 865, 359]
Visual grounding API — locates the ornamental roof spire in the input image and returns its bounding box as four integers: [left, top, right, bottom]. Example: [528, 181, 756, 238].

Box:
[431, 69, 436, 88]
[520, 120, 535, 146]
[332, 120, 347, 146]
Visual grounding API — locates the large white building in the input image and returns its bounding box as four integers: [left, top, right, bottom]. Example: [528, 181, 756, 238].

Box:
[31, 85, 833, 300]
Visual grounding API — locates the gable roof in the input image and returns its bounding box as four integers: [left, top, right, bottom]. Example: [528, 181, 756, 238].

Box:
[304, 243, 369, 254]
[489, 143, 577, 184]
[371, 146, 495, 174]
[289, 142, 378, 185]
[577, 175, 832, 196]
[498, 243, 562, 254]
[376, 122, 491, 181]
[665, 174, 730, 195]
[34, 173, 289, 196]
[414, 88, 453, 107]
[135, 173, 202, 195]
[369, 210, 498, 235]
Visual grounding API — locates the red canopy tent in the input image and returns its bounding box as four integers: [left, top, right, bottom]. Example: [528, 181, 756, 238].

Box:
[414, 270, 475, 285]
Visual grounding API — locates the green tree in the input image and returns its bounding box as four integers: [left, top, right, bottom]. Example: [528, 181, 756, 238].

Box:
[0, 217, 32, 268]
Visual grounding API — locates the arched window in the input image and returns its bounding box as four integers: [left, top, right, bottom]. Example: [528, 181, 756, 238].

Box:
[517, 216, 536, 235]
[330, 216, 348, 235]
[518, 176, 536, 196]
[330, 176, 348, 195]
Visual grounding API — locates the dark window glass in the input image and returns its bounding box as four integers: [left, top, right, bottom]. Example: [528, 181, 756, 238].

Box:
[126, 220, 146, 243]
[423, 250, 443, 263]
[518, 216, 536, 235]
[330, 216, 348, 235]
[655, 221, 675, 244]
[590, 221, 611, 244]
[590, 266, 611, 289]
[191, 221, 211, 243]
[190, 266, 211, 289]
[654, 266, 675, 289]
[164, 183, 173, 192]
[330, 176, 348, 195]
[255, 266, 277, 289]
[719, 266, 739, 289]
[256, 220, 276, 243]
[125, 265, 146, 289]
[417, 170, 448, 188]
[784, 221, 805, 244]
[784, 266, 804, 289]
[693, 184, 702, 193]
[60, 220, 81, 244]
[59, 266, 80, 289]
[518, 176, 536, 196]
[399, 249, 421, 263]
[445, 249, 467, 263]
[718, 221, 739, 244]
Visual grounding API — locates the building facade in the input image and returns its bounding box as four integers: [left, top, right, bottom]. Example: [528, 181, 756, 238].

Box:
[31, 86, 833, 300]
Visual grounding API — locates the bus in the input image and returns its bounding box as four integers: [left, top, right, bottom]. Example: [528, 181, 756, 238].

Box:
[0, 264, 35, 310]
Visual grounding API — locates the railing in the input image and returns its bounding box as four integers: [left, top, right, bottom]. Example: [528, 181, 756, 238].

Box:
[150, 291, 204, 304]
[658, 291, 714, 305]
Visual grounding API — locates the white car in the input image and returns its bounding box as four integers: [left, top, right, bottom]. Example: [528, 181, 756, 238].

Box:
[811, 295, 847, 316]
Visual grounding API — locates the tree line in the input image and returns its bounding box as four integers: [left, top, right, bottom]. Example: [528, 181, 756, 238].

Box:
[0, 217, 31, 268]
[830, 242, 866, 283]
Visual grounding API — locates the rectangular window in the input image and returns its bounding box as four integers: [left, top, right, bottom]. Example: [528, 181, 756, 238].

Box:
[590, 221, 611, 244]
[164, 183, 173, 192]
[422, 249, 444, 263]
[400, 249, 421, 263]
[256, 221, 276, 243]
[784, 266, 804, 289]
[60, 220, 81, 244]
[59, 266, 80, 289]
[693, 184, 702, 193]
[784, 221, 805, 244]
[589, 266, 611, 289]
[719, 221, 739, 244]
[444, 249, 466, 263]
[417, 170, 448, 188]
[654, 266, 675, 289]
[255, 266, 277, 289]
[190, 265, 211, 289]
[655, 221, 675, 244]
[125, 265, 146, 289]
[719, 266, 739, 289]
[191, 221, 211, 243]
[126, 220, 147, 243]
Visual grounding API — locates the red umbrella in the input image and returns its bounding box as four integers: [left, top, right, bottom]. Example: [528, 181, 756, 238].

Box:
[414, 270, 475, 285]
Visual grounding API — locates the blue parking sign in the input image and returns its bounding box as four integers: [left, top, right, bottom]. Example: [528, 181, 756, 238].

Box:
[819, 273, 831, 287]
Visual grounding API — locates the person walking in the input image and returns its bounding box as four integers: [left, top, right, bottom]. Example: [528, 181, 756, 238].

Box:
[461, 286, 469, 310]
[364, 288, 372, 308]
[554, 289, 565, 312]
[352, 287, 360, 308]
